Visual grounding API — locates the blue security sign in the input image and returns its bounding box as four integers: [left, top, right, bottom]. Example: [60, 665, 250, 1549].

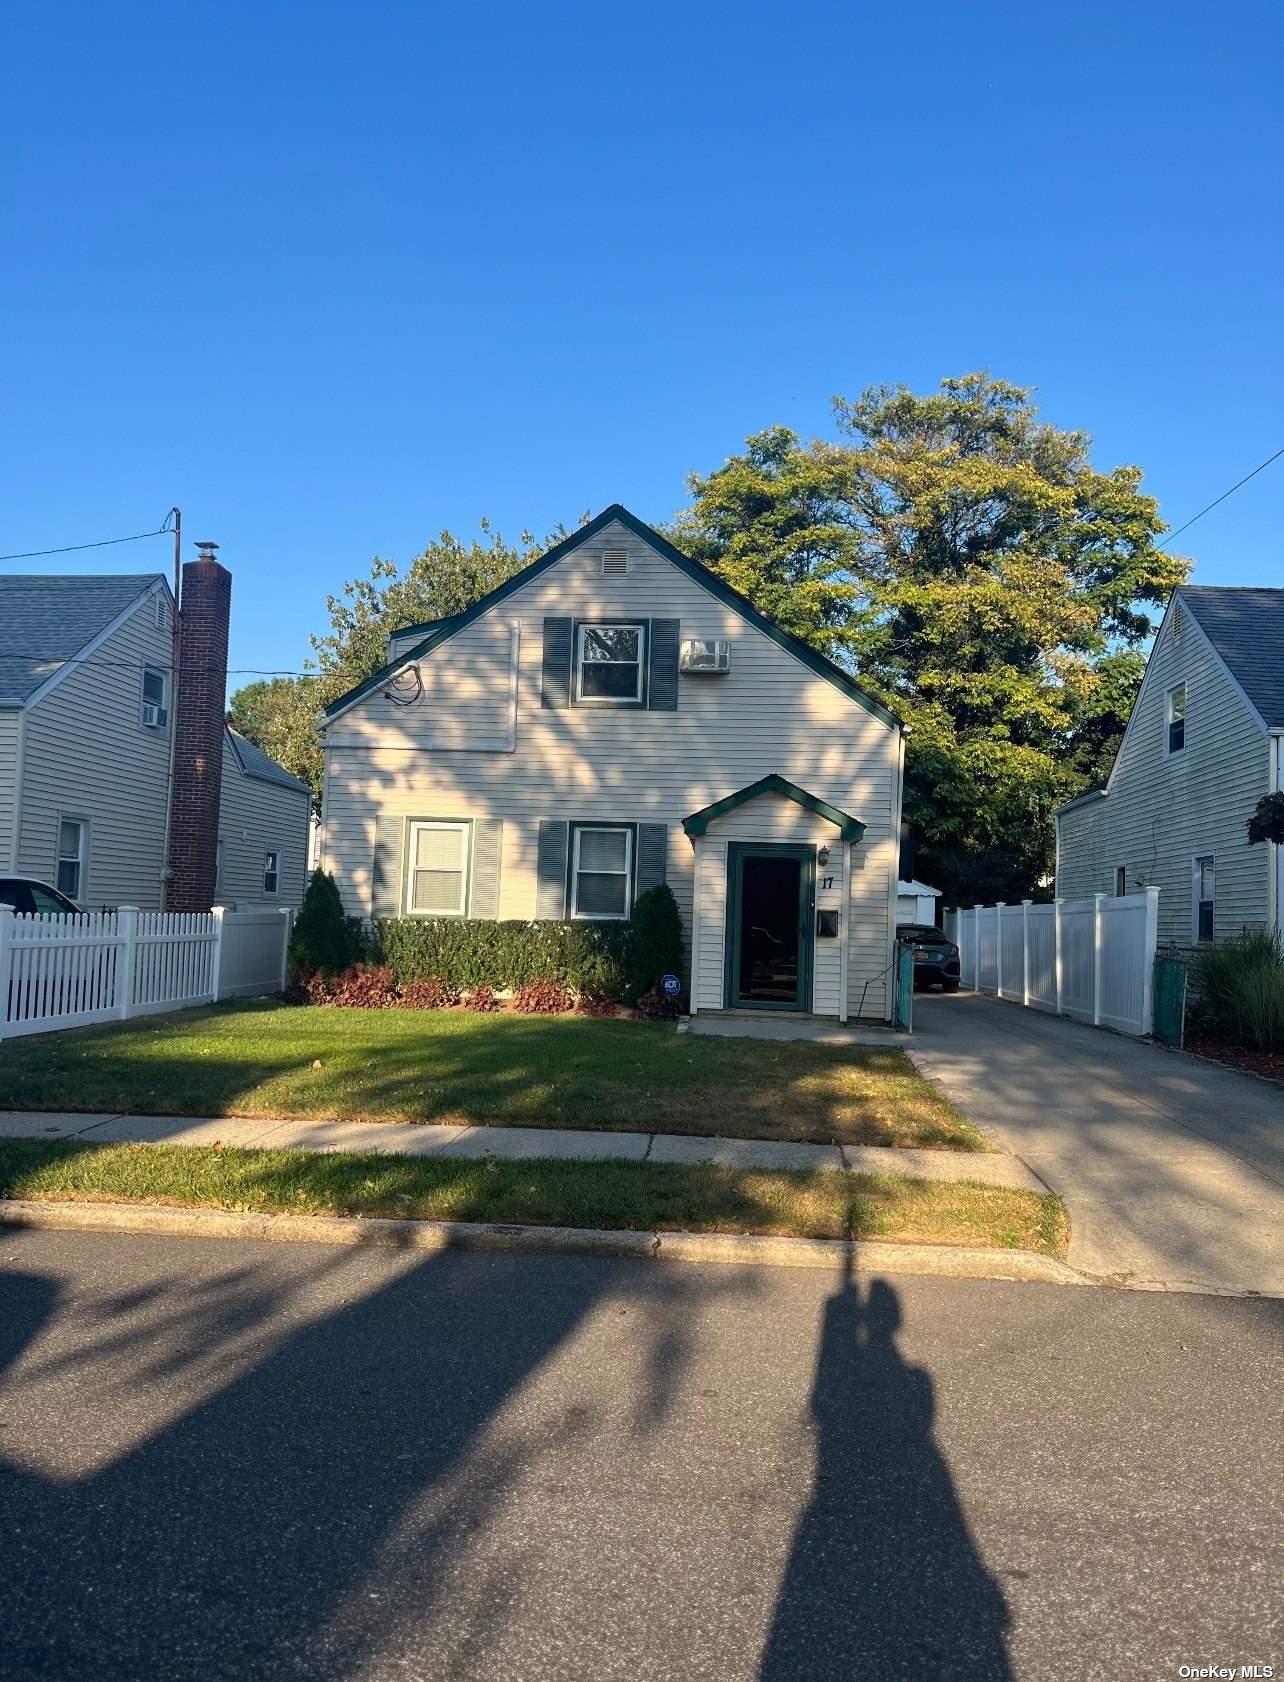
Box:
[660, 973, 682, 998]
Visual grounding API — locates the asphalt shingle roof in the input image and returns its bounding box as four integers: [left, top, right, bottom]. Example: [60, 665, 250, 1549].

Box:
[1178, 586, 1284, 728]
[0, 574, 164, 704]
[226, 727, 309, 793]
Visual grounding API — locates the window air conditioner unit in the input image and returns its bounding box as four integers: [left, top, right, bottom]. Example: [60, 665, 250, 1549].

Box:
[679, 638, 731, 674]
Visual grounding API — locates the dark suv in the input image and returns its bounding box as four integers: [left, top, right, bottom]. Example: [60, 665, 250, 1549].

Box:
[899, 923, 961, 992]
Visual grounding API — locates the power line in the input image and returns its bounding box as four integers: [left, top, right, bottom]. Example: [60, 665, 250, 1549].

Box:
[0, 512, 176, 563]
[1164, 445, 1284, 544]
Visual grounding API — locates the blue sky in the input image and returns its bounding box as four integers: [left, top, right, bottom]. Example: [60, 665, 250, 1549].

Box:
[2, 0, 1280, 685]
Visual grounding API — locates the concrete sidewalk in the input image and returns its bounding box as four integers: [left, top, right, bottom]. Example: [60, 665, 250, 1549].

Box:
[911, 993, 1284, 1295]
[0, 1108, 1045, 1191]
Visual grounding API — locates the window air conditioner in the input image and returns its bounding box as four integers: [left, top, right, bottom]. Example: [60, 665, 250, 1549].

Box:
[679, 638, 731, 674]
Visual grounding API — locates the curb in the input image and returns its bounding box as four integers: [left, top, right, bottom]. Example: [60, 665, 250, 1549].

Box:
[0, 1197, 1089, 1286]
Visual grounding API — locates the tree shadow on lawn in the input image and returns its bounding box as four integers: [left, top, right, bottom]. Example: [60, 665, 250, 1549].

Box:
[0, 1003, 965, 1147]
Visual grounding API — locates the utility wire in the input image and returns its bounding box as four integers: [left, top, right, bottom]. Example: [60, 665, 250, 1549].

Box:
[1164, 445, 1284, 544]
[0, 512, 176, 563]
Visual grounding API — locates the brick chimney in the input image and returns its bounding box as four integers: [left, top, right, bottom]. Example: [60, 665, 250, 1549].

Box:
[167, 543, 231, 911]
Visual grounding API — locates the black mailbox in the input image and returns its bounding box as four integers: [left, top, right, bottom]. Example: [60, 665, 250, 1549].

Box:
[816, 908, 839, 938]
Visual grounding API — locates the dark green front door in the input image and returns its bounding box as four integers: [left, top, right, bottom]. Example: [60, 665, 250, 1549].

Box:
[725, 844, 815, 1011]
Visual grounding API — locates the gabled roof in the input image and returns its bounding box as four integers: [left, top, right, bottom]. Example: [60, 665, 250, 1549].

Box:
[682, 774, 866, 841]
[1177, 585, 1284, 728]
[226, 726, 309, 794]
[324, 504, 900, 728]
[0, 573, 165, 705]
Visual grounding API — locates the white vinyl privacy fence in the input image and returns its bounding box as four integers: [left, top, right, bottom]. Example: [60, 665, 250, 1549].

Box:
[0, 904, 293, 1041]
[944, 889, 1160, 1038]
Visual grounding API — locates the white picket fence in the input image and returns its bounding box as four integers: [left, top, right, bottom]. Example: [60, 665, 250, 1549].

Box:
[944, 889, 1160, 1038]
[0, 904, 293, 1041]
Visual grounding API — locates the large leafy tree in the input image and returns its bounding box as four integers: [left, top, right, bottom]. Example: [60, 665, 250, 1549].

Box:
[228, 520, 569, 799]
[678, 374, 1187, 902]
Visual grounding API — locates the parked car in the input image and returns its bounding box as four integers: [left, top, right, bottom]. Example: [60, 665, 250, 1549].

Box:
[899, 922, 961, 991]
[0, 877, 82, 916]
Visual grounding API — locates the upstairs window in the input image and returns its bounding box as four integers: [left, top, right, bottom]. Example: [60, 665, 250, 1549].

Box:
[1193, 855, 1215, 942]
[575, 623, 645, 704]
[142, 666, 169, 729]
[1165, 683, 1186, 756]
[570, 825, 633, 919]
[263, 848, 280, 896]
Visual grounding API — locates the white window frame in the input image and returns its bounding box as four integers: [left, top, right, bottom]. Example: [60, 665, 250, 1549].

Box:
[263, 847, 281, 897]
[574, 622, 646, 705]
[141, 664, 170, 729]
[56, 815, 87, 902]
[1192, 853, 1215, 943]
[405, 820, 470, 917]
[1165, 682, 1186, 757]
[570, 825, 633, 921]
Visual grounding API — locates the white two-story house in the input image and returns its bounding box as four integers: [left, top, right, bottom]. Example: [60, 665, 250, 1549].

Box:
[319, 505, 905, 1022]
[1055, 585, 1284, 947]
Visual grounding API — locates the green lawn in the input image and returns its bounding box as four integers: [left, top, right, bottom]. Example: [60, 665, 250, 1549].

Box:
[0, 1001, 982, 1149]
[0, 1138, 1066, 1254]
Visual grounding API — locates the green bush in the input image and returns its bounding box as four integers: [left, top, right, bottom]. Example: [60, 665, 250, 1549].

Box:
[627, 883, 684, 1003]
[377, 918, 634, 998]
[290, 870, 361, 976]
[1189, 929, 1284, 1053]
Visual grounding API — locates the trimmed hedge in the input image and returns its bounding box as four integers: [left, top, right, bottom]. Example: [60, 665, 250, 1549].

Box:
[377, 886, 686, 1004]
[377, 918, 634, 997]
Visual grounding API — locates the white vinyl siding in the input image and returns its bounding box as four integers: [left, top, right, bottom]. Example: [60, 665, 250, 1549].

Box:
[1055, 600, 1271, 946]
[0, 709, 21, 870]
[16, 589, 174, 907]
[216, 734, 310, 909]
[322, 520, 900, 1020]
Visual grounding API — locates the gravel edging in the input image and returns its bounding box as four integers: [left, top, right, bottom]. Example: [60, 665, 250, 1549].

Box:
[0, 1196, 1088, 1286]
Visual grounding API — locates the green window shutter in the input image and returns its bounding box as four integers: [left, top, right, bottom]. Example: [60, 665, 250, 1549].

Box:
[536, 819, 569, 918]
[470, 819, 503, 918]
[647, 619, 680, 711]
[372, 815, 405, 920]
[635, 823, 668, 896]
[541, 617, 573, 708]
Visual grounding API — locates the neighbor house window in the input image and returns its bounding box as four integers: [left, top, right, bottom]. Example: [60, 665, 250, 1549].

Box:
[406, 821, 469, 916]
[1193, 855, 1215, 942]
[570, 825, 633, 919]
[1114, 865, 1126, 896]
[56, 818, 85, 901]
[263, 849, 280, 896]
[141, 665, 169, 728]
[1165, 683, 1186, 755]
[575, 623, 646, 704]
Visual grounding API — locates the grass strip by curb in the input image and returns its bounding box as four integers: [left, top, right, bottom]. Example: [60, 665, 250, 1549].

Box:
[0, 1139, 1068, 1256]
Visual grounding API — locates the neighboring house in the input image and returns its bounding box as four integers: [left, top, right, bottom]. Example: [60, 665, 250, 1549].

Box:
[1055, 586, 1284, 947]
[320, 505, 905, 1022]
[0, 567, 309, 911]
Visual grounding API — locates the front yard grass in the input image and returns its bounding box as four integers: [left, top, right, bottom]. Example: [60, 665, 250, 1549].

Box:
[0, 1001, 983, 1150]
[0, 1139, 1067, 1255]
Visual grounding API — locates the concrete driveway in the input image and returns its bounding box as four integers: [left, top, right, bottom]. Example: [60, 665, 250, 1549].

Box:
[911, 993, 1284, 1296]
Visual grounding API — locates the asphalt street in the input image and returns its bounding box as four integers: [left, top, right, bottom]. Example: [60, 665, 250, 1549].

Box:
[2, 1229, 1280, 1681]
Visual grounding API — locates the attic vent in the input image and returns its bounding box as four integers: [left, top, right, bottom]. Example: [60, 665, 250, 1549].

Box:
[1172, 603, 1183, 640]
[153, 594, 167, 632]
[601, 549, 630, 578]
